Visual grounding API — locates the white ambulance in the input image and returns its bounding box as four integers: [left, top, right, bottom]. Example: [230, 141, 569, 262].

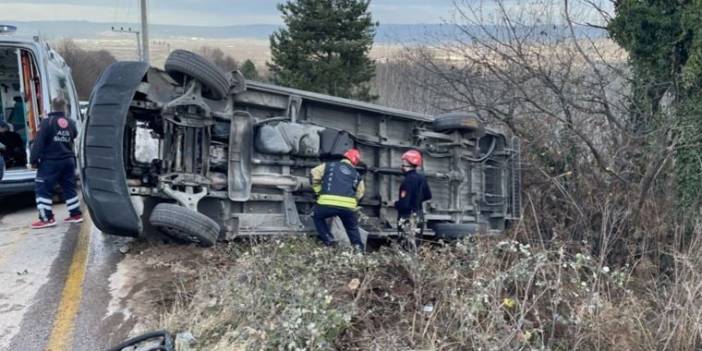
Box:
[0, 25, 81, 194]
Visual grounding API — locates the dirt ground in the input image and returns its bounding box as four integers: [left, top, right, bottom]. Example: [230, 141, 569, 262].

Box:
[108, 241, 232, 337]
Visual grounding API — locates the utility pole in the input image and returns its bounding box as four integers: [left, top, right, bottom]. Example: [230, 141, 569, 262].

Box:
[140, 0, 150, 64]
[111, 26, 142, 60]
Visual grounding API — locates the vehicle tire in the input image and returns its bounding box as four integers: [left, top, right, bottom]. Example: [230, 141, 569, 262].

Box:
[83, 61, 149, 237]
[165, 50, 230, 100]
[149, 203, 220, 247]
[431, 222, 478, 240]
[432, 112, 484, 133]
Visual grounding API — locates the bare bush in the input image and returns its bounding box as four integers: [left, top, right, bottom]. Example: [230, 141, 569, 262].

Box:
[198, 46, 238, 72]
[645, 235, 702, 350]
[55, 39, 117, 100]
[372, 58, 450, 114]
[155, 237, 702, 350]
[393, 0, 684, 266]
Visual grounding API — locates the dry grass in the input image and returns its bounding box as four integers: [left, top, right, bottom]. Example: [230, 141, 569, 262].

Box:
[68, 38, 404, 71]
[153, 234, 702, 350]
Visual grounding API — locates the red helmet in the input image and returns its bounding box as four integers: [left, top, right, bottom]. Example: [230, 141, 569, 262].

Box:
[401, 149, 423, 167]
[344, 148, 361, 166]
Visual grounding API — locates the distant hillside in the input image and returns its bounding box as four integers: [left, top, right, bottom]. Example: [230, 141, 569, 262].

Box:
[0, 20, 606, 44]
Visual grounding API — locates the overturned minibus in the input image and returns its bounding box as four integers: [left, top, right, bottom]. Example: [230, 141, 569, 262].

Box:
[81, 50, 521, 246]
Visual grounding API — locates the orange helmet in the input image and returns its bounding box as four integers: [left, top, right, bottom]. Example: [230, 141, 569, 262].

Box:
[344, 148, 361, 166]
[401, 149, 423, 167]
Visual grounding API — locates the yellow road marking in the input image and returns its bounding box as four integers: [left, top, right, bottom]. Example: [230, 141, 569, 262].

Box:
[46, 215, 91, 351]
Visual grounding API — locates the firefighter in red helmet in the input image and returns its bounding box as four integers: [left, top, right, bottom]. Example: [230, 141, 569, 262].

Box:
[394, 149, 432, 251]
[310, 148, 365, 250]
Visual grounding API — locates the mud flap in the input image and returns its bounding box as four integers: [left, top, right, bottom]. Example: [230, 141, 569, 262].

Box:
[80, 61, 149, 237]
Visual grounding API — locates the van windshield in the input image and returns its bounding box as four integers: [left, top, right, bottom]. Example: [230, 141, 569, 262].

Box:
[48, 62, 78, 121]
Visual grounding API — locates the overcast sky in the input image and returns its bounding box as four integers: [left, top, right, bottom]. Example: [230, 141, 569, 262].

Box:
[0, 0, 613, 26]
[0, 0, 456, 25]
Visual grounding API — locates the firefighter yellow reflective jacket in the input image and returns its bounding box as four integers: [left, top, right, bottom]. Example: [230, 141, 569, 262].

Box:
[310, 159, 365, 209]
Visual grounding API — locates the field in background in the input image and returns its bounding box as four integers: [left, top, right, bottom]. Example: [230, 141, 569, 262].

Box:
[62, 37, 626, 116]
[70, 38, 405, 70]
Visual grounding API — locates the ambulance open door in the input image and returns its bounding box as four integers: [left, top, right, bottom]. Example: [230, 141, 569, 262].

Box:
[17, 49, 42, 142]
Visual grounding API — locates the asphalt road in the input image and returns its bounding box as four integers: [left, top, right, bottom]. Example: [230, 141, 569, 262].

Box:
[0, 193, 135, 351]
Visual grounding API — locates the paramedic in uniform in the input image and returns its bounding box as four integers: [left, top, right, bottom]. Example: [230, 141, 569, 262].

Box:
[310, 148, 365, 250]
[29, 98, 83, 229]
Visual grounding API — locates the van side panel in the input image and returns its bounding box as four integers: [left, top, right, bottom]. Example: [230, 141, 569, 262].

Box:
[231, 85, 513, 236]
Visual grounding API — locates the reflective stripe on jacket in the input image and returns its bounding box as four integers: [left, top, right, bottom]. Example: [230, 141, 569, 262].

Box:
[318, 194, 358, 208]
[310, 160, 365, 209]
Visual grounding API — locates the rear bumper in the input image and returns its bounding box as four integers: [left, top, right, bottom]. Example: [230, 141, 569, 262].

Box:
[0, 181, 34, 194]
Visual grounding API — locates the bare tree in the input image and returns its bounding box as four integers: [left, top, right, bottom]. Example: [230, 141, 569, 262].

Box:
[403, 0, 679, 260]
[56, 40, 117, 100]
[372, 58, 450, 114]
[198, 46, 238, 72]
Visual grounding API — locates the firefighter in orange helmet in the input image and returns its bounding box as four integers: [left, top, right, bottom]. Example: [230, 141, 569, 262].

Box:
[394, 149, 432, 250]
[310, 148, 365, 250]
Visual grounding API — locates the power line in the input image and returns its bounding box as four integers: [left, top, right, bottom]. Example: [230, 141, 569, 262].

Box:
[109, 0, 149, 63]
[111, 25, 142, 61]
[125, 0, 134, 24]
[112, 0, 120, 24]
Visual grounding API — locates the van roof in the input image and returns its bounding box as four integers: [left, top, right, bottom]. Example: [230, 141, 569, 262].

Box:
[0, 35, 44, 48]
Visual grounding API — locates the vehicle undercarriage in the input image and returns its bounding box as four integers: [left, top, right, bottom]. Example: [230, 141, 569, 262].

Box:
[81, 50, 521, 246]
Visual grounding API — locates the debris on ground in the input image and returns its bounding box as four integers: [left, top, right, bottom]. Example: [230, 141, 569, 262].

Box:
[346, 278, 360, 291]
[175, 331, 196, 351]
